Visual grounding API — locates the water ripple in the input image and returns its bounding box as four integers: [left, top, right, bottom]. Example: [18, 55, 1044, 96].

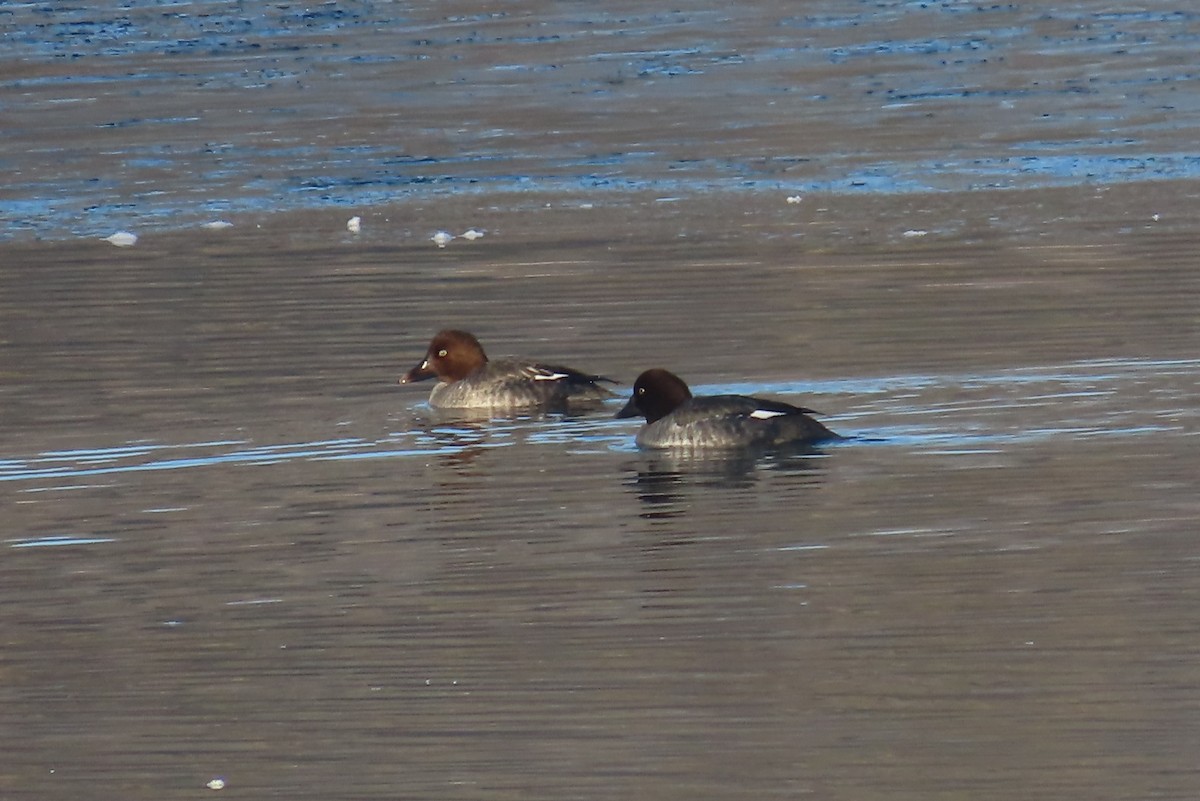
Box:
[2, 357, 1193, 486]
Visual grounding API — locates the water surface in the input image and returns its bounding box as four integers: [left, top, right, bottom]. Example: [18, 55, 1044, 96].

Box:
[4, 1, 1200, 238]
[3, 3, 1200, 800]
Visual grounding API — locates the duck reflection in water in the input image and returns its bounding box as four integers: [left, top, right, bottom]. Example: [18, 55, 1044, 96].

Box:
[410, 404, 614, 473]
[625, 445, 831, 521]
[613, 368, 841, 517]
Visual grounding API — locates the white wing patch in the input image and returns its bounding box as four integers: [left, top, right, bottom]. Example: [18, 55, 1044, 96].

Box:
[749, 409, 788, 420]
[526, 366, 569, 381]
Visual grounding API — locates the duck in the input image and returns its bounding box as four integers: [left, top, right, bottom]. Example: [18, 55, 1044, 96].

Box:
[400, 329, 616, 410]
[616, 368, 839, 449]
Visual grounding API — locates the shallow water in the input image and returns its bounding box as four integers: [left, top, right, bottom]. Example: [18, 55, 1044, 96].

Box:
[4, 3, 1200, 801]
[4, 1, 1200, 238]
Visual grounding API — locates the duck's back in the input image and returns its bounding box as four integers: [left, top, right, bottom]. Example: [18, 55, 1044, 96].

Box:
[636, 395, 838, 449]
[429, 359, 614, 409]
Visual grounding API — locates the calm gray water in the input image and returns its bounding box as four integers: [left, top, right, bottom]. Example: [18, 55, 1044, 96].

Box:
[3, 3, 1200, 800]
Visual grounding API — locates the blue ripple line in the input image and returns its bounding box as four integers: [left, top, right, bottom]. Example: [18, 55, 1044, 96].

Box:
[9, 536, 118, 548]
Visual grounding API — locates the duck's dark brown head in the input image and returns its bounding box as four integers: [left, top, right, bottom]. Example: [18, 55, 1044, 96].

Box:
[616, 368, 693, 424]
[400, 329, 488, 384]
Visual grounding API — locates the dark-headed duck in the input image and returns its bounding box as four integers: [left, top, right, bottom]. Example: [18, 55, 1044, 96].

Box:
[616, 368, 839, 449]
[400, 329, 616, 410]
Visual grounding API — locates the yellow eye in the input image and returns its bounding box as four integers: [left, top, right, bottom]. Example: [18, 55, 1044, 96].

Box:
[437, 348, 448, 358]
[637, 387, 646, 395]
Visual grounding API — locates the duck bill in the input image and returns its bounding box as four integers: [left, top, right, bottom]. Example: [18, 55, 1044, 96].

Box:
[399, 358, 435, 384]
[615, 396, 641, 419]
